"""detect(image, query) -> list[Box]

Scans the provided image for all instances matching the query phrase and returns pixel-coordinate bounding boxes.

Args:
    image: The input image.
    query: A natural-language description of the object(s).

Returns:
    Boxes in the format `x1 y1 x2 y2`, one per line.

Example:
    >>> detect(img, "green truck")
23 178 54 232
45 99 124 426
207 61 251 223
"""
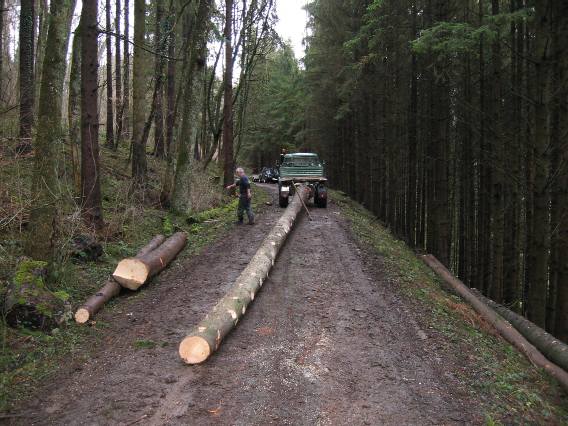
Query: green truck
278 153 328 208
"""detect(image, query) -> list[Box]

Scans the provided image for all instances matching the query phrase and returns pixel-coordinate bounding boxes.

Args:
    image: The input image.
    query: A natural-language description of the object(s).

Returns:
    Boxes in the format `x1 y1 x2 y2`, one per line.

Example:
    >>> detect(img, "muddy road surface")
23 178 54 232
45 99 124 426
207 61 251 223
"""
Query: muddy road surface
10 184 481 425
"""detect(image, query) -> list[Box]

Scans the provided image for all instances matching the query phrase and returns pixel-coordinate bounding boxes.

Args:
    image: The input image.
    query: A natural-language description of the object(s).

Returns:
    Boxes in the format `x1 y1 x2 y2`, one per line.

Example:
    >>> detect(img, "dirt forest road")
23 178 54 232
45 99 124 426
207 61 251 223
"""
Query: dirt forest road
10 184 483 425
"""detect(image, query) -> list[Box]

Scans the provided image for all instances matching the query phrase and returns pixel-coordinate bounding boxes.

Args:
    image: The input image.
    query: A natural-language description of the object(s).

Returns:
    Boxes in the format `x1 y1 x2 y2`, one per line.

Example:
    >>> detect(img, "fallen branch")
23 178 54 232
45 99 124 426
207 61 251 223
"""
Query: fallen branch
179 185 310 364
75 235 167 323
422 254 568 392
113 232 187 290
471 288 568 374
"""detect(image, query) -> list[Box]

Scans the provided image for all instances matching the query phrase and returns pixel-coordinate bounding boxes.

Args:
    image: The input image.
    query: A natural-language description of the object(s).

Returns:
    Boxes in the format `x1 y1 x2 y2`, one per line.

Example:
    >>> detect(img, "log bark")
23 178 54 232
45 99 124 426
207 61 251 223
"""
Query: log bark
75 235 167 323
179 186 310 364
471 288 568 374
113 232 187 290
422 254 568 391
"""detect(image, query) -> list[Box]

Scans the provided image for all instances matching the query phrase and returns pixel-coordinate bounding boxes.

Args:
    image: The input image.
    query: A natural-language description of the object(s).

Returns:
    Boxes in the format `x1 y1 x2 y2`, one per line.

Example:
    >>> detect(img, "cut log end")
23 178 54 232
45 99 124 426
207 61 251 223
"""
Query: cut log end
112 258 150 290
179 335 211 364
74 308 90 324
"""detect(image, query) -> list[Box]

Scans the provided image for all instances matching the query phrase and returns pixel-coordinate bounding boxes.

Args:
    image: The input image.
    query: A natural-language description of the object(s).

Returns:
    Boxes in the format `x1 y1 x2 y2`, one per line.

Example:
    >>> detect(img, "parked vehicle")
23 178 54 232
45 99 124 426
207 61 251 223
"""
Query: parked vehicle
251 173 261 182
278 153 327 208
260 167 279 183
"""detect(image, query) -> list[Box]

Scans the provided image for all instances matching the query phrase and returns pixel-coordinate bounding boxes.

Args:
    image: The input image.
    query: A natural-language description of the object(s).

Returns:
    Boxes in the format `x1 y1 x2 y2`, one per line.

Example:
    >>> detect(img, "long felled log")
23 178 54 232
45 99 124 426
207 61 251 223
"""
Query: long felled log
75 235 167 323
113 231 187 290
422 254 568 391
471 288 568 374
179 186 310 364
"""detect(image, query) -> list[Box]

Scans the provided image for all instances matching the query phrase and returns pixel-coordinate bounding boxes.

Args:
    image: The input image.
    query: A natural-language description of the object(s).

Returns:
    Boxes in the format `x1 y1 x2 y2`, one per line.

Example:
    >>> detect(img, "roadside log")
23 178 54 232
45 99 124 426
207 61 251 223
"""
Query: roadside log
179 186 310 364
74 235 167 323
471 288 568 374
112 232 187 290
422 254 568 391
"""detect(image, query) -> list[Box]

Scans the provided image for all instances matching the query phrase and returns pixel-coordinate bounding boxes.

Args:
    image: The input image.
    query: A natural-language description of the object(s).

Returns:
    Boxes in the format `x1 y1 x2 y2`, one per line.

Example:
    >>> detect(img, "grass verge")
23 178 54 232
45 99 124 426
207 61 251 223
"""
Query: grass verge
332 191 568 425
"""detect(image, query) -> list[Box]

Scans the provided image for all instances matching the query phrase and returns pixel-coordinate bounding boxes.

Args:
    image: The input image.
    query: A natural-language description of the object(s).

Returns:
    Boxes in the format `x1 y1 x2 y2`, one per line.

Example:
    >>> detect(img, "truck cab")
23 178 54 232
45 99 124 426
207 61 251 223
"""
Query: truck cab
278 153 328 208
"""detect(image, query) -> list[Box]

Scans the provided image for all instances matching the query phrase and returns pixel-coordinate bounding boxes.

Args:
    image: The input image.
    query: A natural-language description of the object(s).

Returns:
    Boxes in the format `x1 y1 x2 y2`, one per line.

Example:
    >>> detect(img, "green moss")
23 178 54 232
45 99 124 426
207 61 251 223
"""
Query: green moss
13 260 48 290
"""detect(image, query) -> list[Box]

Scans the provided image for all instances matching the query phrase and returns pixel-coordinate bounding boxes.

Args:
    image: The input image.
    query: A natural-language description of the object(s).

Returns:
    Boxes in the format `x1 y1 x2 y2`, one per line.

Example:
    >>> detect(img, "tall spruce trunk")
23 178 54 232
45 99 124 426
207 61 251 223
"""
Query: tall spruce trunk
114 0 122 147
171 0 211 213
552 1 568 342
105 0 114 148
489 0 505 303
0 0 4 103
25 0 75 260
18 0 35 144
68 23 81 193
123 0 130 138
526 0 552 327
153 0 165 158
80 0 104 229
222 0 234 186
131 0 147 183
165 4 176 159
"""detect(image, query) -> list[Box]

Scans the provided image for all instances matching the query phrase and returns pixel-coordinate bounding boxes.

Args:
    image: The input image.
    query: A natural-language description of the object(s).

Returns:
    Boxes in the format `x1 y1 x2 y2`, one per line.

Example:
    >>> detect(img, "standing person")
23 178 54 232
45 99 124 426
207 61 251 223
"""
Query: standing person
226 167 255 225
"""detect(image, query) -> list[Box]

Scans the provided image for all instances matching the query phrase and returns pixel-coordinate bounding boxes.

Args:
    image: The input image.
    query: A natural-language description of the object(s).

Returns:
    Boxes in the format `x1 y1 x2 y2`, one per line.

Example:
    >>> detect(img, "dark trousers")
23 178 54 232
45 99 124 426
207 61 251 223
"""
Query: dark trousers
237 196 254 223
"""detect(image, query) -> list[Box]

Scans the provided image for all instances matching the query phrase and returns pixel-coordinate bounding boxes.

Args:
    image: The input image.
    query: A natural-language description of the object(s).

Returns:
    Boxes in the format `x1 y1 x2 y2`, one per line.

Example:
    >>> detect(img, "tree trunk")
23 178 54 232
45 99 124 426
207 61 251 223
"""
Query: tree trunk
18 0 35 145
552 0 568 342
75 235 167 323
171 0 211 213
165 3 176 159
222 0 234 186
105 0 114 148
527 0 552 327
113 232 187 290
131 0 147 184
25 0 75 261
114 0 123 147
489 0 504 303
0 0 4 103
179 186 310 364
68 23 81 194
80 0 104 230
153 0 165 158
122 0 130 138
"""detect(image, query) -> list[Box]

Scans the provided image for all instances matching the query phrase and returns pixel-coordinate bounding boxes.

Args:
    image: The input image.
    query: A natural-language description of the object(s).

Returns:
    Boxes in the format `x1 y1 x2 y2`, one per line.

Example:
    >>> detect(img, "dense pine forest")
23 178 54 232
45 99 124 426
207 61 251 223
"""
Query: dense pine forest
1 0 568 416
296 0 568 343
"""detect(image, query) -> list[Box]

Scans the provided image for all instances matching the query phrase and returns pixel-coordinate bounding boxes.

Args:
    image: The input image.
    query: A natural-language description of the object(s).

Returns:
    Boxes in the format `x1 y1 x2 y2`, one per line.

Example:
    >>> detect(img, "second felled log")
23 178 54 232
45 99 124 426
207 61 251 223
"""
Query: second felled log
75 235 167 323
113 232 187 290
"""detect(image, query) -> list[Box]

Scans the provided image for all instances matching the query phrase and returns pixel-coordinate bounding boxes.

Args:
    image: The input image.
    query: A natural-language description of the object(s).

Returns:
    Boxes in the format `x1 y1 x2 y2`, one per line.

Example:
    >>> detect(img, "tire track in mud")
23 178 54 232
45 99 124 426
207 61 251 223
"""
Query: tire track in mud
10 185 481 425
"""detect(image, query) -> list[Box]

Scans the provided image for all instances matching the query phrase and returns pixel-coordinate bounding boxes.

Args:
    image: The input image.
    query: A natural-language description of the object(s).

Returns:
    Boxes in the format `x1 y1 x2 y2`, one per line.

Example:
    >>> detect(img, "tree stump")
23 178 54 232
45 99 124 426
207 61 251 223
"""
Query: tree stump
5 260 67 331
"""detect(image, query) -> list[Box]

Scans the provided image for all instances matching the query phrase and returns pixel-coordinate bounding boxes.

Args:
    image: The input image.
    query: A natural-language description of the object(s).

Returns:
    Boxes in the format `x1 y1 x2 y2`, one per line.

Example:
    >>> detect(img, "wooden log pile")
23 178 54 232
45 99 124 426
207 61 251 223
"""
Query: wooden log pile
471 288 568 375
75 233 186 323
422 254 568 392
179 186 310 364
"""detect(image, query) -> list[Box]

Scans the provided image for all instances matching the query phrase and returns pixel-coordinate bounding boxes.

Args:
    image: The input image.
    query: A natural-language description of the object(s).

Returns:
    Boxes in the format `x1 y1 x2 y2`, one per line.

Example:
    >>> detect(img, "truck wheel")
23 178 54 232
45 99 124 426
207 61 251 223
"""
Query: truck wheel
279 193 289 208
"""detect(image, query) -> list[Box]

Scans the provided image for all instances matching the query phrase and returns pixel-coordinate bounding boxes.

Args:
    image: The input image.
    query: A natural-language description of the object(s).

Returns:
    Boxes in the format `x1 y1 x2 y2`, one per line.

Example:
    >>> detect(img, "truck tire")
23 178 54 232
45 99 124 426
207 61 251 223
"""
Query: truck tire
279 193 289 208
315 185 328 208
